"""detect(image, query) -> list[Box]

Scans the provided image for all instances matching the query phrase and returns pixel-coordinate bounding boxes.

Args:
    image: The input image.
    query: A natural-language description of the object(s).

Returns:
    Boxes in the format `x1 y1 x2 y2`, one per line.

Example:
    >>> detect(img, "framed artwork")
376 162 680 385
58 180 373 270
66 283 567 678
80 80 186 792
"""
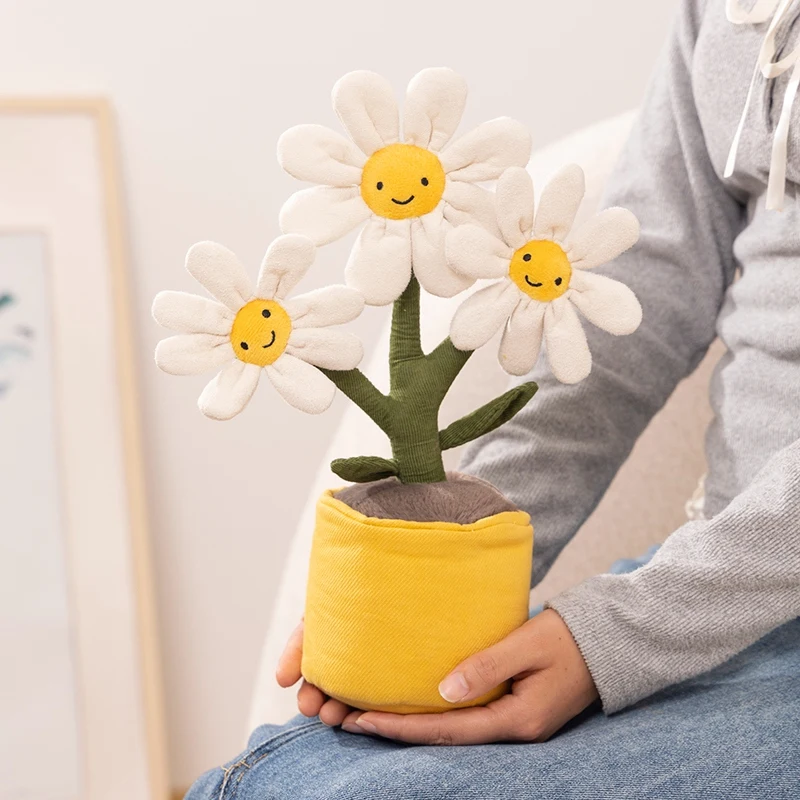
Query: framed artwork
0 100 169 800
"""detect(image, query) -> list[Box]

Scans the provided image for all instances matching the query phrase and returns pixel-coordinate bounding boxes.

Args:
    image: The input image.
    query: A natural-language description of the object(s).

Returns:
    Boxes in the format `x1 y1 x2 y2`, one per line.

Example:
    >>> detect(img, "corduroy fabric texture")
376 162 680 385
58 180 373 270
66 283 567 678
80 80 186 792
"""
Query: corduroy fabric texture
301 491 533 713
324 276 536 483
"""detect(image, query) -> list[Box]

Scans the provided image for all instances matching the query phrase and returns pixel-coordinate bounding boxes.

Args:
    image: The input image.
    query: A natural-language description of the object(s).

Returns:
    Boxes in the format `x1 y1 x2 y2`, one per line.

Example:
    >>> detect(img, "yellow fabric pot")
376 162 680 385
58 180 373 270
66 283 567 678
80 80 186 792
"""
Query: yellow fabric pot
302 490 534 714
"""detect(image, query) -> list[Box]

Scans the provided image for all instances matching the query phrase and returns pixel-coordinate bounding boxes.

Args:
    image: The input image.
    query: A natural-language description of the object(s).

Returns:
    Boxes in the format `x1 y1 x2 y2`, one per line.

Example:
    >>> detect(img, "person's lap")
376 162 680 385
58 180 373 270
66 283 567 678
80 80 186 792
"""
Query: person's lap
186 548 800 799
186 617 800 799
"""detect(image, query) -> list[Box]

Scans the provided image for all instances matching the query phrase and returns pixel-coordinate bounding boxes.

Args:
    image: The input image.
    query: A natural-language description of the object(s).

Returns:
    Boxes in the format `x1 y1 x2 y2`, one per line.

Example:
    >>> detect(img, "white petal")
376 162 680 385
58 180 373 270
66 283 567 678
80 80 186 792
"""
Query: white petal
410 210 473 298
403 67 467 152
345 217 412 306
286 328 363 370
442 180 501 238
450 281 520 351
568 270 642 335
266 353 336 414
255 234 316 300
198 361 262 421
283 285 365 329
439 117 532 182
152 291 233 335
567 207 640 270
446 224 512 280
185 241 253 312
496 167 535 249
332 70 399 156
533 164 586 242
277 124 365 186
155 334 234 376
543 299 591 384
279 186 370 245
499 301 546 376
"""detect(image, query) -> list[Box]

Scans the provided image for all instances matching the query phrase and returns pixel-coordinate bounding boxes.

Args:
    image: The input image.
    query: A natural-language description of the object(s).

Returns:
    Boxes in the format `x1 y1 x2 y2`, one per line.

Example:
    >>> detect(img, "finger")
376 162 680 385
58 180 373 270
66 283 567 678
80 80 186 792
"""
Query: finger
340 709 364 732
276 621 305 688
318 698 352 727
296 679 326 717
351 704 514 745
438 618 541 704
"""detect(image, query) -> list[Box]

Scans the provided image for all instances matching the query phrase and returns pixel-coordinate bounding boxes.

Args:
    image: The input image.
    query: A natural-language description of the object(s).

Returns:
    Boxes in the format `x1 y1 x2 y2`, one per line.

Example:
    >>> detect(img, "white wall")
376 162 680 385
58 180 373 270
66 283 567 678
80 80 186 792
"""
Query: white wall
0 0 678 790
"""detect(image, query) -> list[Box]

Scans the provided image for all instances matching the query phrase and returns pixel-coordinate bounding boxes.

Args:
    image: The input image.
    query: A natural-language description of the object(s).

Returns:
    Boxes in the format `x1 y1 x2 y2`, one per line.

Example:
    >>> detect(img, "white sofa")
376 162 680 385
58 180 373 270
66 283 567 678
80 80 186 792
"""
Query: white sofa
247 111 723 731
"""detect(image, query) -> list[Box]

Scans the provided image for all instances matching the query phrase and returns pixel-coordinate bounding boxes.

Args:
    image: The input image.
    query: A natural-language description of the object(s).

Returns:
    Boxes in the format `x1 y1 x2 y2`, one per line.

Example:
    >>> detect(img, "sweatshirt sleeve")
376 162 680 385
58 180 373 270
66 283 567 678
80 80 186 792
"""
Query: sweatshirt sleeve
547 437 800 713
460 0 745 588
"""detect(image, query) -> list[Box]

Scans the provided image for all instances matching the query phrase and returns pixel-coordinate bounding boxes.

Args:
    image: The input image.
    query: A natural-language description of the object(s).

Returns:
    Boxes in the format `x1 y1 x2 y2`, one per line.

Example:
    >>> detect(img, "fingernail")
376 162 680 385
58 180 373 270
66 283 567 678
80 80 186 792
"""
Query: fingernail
341 722 360 734
439 672 469 703
356 717 378 734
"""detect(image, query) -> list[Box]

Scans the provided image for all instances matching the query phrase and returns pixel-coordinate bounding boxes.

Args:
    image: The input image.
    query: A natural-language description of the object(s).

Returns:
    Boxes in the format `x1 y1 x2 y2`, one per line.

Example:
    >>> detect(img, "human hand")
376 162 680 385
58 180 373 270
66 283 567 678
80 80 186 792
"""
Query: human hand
275 619 356 726
338 609 598 744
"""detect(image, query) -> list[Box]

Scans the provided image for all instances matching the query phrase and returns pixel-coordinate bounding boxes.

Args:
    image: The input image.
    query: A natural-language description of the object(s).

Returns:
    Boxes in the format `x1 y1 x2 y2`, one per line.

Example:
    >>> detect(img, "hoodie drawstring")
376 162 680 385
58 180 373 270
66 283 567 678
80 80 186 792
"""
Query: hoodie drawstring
726 0 800 210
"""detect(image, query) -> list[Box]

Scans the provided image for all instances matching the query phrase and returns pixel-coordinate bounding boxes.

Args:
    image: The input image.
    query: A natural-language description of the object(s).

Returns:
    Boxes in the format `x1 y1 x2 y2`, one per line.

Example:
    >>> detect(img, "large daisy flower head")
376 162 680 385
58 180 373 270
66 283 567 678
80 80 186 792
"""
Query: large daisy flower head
152 234 364 420
447 166 642 384
277 68 532 306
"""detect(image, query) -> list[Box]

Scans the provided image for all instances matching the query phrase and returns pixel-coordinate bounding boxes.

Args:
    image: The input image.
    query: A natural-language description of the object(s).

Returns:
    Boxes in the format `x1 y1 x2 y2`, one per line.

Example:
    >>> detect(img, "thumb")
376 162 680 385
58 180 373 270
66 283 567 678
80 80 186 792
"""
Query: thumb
438 620 540 704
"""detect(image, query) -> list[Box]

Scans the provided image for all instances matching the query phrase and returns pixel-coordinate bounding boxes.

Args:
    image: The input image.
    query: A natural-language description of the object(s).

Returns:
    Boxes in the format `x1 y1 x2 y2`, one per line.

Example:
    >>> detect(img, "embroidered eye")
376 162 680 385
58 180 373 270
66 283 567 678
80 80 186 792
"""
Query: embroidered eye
555 277 563 286
523 253 532 262
240 342 249 350
421 177 429 186
376 181 384 190
262 309 271 318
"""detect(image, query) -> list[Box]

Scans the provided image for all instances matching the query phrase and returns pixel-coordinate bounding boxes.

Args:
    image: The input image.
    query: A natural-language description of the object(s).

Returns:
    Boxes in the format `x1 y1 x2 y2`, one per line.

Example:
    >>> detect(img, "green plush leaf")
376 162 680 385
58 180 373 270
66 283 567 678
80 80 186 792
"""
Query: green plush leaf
439 381 538 451
331 455 399 483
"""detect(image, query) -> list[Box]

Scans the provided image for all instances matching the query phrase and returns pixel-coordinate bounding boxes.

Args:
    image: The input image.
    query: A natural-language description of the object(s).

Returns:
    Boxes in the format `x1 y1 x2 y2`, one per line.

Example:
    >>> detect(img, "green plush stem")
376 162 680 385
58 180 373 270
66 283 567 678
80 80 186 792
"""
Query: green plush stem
388 398 447 483
384 277 453 483
439 381 538 451
389 271 423 374
319 367 391 432
322 277 537 485
426 337 473 396
331 456 398 483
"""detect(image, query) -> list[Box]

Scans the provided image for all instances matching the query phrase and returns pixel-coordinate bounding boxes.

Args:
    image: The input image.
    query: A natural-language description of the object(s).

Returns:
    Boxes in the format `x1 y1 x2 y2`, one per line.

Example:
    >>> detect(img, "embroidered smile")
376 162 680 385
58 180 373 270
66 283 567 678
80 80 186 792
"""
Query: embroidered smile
391 195 415 205
525 275 563 288
241 330 276 351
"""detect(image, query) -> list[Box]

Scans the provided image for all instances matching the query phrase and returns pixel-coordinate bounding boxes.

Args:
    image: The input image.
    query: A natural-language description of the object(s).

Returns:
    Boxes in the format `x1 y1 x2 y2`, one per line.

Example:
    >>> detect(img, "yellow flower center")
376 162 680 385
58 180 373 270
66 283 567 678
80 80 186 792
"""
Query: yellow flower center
360 143 446 220
508 240 572 303
230 299 292 367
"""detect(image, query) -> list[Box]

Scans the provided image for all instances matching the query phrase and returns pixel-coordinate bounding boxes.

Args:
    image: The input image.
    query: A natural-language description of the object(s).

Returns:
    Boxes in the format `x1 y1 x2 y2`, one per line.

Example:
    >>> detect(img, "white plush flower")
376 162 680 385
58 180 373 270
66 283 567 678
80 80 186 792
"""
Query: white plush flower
447 166 641 384
153 235 364 419
277 67 531 306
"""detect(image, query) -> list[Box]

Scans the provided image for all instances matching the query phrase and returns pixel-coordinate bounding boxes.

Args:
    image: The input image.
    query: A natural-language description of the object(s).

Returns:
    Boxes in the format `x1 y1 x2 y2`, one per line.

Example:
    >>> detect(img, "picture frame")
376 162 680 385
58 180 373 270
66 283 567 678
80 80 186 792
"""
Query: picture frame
0 99 169 800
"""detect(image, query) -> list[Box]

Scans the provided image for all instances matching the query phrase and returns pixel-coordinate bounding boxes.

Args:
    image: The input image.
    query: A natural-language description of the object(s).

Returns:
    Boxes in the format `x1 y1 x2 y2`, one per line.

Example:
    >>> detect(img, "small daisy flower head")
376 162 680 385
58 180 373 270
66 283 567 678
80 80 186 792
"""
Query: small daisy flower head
447 166 642 384
152 234 365 419
277 67 532 306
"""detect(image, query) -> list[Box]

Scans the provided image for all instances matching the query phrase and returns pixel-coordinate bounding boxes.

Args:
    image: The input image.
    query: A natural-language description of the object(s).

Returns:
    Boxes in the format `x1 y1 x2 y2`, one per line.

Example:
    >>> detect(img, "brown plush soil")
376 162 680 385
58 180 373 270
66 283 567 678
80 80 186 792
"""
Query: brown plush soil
334 472 519 524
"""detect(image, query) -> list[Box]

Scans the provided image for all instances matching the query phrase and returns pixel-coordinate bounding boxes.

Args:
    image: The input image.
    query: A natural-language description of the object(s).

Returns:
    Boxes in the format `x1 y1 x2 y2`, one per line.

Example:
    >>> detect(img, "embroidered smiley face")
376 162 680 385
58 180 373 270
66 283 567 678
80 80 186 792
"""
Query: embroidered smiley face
508 240 572 303
230 299 293 367
360 143 446 220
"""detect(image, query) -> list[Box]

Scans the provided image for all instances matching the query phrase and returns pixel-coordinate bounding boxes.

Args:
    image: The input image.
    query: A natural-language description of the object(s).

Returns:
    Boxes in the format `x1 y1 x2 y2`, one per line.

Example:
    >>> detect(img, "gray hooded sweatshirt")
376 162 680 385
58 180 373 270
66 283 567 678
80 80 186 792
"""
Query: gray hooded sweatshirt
462 0 800 713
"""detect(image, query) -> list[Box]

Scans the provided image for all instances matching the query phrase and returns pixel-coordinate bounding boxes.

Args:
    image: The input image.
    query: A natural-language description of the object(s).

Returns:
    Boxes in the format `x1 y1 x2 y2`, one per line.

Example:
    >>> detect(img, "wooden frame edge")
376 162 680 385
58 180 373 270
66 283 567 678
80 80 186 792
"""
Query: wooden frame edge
0 97 171 800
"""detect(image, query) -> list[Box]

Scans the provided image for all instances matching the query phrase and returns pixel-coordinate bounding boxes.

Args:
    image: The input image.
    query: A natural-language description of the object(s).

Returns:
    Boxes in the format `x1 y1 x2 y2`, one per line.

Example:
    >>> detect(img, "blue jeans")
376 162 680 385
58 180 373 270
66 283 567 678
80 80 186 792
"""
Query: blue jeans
187 550 800 799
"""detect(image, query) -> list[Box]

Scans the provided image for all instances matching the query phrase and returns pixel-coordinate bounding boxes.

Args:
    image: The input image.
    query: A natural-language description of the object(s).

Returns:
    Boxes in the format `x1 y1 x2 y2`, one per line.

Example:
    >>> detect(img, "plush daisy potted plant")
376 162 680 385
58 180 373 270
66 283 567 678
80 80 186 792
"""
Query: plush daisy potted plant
153 68 642 715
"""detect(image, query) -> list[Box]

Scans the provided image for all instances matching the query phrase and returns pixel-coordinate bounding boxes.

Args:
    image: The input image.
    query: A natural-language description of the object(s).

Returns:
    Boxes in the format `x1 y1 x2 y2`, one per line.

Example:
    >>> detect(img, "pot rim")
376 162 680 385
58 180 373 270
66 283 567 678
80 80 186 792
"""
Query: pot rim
322 489 531 533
